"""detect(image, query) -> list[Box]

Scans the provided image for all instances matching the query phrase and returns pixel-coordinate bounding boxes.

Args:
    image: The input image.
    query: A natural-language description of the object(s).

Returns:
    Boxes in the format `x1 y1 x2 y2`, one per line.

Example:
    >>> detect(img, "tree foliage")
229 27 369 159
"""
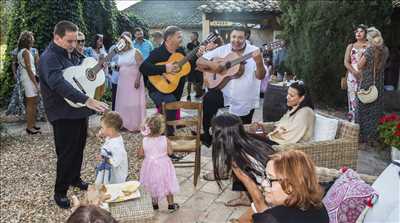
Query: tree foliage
279 0 394 106
0 0 147 106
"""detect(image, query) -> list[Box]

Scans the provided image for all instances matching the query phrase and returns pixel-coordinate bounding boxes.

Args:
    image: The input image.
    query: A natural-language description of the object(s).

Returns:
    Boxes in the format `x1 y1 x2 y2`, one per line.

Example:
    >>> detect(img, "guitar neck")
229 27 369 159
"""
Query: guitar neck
91 48 118 74
229 51 256 67
176 44 201 67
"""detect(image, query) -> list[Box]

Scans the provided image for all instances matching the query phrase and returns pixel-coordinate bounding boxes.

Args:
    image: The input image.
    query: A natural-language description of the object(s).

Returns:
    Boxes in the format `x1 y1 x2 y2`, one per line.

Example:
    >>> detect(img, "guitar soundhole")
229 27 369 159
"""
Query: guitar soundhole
86 69 96 81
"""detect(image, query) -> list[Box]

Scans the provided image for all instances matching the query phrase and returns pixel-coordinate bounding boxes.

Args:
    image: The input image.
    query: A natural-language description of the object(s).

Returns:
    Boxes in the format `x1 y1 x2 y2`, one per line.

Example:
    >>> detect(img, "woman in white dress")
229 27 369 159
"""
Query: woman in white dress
17 31 41 134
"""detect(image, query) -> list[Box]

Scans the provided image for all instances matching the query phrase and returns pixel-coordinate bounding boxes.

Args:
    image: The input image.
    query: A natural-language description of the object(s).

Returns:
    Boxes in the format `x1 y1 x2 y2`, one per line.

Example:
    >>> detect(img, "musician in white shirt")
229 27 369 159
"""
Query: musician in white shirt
196 25 266 147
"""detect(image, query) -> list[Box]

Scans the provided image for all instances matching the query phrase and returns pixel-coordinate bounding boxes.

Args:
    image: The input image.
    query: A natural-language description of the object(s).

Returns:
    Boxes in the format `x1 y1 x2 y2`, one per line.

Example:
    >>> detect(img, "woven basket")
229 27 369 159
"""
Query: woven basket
109 187 154 223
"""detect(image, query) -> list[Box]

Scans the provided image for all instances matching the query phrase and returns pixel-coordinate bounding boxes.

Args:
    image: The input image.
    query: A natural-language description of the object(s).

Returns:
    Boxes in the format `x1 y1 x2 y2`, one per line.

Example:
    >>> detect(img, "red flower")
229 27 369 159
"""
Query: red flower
397 123 400 130
387 113 397 122
395 130 400 137
379 116 387 124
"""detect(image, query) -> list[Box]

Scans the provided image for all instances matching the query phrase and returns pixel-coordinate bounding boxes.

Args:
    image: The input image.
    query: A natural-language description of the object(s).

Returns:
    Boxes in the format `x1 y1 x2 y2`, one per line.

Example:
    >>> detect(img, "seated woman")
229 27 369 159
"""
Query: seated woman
209 82 315 207
231 150 329 223
211 113 275 207
266 81 315 145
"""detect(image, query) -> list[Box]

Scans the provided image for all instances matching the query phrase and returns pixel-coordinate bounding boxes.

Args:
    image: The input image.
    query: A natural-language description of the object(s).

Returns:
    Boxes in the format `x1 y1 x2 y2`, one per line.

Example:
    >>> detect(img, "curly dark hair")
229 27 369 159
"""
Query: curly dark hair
17 31 34 51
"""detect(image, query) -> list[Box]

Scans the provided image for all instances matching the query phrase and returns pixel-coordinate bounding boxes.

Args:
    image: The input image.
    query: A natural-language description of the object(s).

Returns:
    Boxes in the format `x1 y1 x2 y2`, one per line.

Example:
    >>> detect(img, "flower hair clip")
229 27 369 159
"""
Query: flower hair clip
141 124 151 136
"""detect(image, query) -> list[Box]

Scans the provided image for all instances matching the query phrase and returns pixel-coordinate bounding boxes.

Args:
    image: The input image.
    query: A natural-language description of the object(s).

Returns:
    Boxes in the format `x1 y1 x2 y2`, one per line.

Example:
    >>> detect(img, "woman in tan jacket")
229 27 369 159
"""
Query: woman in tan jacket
267 81 315 145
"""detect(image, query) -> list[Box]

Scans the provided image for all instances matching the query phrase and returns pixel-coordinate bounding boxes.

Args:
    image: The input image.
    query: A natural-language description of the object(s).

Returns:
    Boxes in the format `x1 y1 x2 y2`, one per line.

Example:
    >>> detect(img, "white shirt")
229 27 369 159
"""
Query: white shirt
101 135 128 184
203 43 262 116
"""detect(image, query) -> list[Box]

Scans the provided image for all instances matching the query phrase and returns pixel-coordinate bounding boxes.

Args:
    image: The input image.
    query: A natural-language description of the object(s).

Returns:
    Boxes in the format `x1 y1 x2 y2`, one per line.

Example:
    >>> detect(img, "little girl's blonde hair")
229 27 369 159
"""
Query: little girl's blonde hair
142 114 165 136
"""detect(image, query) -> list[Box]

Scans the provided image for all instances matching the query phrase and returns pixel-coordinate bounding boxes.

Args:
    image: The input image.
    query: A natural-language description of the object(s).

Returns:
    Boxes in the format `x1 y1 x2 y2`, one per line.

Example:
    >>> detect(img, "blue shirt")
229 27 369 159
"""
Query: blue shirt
133 39 153 60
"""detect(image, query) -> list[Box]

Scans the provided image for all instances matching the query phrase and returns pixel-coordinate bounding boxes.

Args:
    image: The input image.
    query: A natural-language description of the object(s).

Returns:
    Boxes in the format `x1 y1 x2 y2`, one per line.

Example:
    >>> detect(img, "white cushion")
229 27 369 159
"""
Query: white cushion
313 114 339 141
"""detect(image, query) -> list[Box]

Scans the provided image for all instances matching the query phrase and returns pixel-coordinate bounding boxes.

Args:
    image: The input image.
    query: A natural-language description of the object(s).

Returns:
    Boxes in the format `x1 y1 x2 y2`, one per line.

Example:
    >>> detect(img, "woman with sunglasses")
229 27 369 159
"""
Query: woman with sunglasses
209 82 314 207
76 32 87 56
231 149 329 223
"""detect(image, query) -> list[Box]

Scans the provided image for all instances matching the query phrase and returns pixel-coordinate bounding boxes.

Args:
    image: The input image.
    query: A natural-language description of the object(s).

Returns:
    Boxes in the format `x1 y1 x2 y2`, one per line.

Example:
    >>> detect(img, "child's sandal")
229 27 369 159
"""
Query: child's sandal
152 203 159 210
168 203 180 212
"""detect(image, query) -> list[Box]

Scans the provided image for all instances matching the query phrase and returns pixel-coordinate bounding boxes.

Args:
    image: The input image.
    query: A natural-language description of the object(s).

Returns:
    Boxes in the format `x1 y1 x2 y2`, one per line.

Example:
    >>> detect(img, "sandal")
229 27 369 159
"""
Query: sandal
168 203 180 213
224 197 251 207
152 203 159 210
203 172 229 181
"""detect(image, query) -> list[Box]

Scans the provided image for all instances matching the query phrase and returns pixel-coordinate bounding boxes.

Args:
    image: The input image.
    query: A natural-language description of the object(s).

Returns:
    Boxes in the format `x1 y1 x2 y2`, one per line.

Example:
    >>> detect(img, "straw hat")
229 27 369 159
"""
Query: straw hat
367 27 384 47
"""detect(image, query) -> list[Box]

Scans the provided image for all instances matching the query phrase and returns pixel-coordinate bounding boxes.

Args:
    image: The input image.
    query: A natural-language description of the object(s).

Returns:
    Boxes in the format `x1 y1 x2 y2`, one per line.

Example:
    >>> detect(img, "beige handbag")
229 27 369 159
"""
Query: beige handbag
357 55 378 104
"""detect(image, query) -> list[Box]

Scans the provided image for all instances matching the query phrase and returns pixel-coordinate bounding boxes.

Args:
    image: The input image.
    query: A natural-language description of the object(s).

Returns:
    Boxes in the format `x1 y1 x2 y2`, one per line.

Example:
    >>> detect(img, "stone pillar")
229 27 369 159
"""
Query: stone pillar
202 13 210 39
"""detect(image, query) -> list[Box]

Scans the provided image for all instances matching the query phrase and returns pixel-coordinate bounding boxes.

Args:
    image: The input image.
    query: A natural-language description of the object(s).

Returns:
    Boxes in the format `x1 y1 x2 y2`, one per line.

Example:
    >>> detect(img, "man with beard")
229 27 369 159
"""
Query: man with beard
133 27 153 60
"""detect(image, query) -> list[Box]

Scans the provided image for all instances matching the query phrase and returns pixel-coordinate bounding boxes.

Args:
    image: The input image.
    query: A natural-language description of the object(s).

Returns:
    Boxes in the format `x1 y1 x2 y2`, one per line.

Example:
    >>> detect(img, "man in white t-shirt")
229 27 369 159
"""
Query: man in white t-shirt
197 25 266 147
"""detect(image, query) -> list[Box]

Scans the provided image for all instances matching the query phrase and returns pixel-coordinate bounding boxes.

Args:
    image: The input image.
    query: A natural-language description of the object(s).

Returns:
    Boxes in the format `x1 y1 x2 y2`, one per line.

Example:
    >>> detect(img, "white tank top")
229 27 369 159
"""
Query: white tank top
17 48 36 76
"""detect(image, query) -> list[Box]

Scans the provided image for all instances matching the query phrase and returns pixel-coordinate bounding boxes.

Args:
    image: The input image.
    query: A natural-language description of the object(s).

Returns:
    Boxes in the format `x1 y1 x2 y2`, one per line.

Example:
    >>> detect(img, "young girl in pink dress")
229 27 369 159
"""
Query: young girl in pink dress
138 114 180 212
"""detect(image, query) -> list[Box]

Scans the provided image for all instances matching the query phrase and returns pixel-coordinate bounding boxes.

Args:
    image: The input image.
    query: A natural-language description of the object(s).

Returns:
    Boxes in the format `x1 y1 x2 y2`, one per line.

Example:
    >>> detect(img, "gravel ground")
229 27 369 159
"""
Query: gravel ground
0 131 143 223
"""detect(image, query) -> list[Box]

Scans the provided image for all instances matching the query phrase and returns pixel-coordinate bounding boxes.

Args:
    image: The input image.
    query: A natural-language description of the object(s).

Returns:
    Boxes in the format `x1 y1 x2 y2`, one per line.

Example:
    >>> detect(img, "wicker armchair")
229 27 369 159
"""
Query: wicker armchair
245 113 360 170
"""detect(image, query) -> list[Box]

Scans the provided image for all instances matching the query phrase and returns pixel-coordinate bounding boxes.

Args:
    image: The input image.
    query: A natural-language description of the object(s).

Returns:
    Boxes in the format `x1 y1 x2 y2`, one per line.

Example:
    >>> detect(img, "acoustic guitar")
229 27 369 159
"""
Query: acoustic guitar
148 32 219 94
203 40 283 90
62 39 126 108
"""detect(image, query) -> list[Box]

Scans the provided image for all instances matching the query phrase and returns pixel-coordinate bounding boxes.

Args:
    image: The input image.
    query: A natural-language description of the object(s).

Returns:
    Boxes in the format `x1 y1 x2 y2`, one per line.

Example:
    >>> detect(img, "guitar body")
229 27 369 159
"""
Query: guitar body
148 52 191 94
63 57 105 108
203 52 242 89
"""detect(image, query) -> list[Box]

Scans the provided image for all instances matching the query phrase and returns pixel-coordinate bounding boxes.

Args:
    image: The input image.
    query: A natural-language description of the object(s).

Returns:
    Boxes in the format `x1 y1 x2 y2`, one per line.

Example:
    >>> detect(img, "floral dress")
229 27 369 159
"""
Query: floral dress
347 45 365 122
355 46 389 142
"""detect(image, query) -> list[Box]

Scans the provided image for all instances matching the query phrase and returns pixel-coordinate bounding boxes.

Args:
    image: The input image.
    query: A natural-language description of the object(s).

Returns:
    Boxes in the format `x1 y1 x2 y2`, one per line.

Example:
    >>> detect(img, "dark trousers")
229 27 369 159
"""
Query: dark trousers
51 118 88 195
203 89 255 139
111 83 118 111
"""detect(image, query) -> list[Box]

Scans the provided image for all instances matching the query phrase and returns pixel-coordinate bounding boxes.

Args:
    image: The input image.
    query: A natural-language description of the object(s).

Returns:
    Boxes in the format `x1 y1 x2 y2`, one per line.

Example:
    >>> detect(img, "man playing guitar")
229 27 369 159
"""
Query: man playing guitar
39 20 108 209
139 26 205 135
196 25 266 147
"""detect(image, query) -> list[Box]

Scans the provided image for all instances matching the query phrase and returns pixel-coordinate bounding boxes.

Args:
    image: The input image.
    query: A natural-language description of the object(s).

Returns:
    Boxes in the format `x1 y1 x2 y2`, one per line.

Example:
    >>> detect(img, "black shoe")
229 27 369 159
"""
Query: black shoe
152 203 159 210
33 126 41 130
169 154 183 162
186 95 191 101
71 180 89 191
26 128 40 135
168 203 180 213
54 193 70 209
200 134 212 147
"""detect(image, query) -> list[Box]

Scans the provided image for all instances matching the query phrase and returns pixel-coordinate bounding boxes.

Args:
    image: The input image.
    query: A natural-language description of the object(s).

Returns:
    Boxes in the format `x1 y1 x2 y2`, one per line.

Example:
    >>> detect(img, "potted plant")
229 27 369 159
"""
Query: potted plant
378 113 400 160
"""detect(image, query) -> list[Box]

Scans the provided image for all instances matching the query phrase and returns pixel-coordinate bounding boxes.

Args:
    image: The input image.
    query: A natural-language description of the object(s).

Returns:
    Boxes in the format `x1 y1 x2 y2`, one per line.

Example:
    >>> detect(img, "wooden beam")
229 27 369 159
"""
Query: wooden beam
202 13 210 39
205 12 280 23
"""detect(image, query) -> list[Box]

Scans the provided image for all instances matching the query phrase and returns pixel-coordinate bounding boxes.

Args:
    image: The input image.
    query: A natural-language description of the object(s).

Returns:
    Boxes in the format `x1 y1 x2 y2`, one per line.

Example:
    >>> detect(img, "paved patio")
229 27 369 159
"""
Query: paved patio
0 95 390 222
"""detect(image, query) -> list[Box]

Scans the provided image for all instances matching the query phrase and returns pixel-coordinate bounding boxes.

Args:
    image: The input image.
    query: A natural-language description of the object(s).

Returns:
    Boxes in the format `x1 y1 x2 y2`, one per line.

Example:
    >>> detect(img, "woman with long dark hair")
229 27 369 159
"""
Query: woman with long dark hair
266 81 315 146
211 113 275 207
86 34 107 59
344 24 368 122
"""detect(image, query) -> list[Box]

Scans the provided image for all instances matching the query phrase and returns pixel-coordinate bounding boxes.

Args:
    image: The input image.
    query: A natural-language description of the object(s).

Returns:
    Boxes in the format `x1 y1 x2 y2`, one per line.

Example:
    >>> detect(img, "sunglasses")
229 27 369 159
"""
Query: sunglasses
288 80 304 86
77 40 85 43
260 172 282 188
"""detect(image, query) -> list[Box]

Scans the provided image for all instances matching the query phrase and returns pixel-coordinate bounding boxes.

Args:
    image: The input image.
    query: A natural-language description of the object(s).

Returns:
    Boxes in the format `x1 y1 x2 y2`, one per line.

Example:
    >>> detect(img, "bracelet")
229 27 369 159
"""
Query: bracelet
251 202 258 214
